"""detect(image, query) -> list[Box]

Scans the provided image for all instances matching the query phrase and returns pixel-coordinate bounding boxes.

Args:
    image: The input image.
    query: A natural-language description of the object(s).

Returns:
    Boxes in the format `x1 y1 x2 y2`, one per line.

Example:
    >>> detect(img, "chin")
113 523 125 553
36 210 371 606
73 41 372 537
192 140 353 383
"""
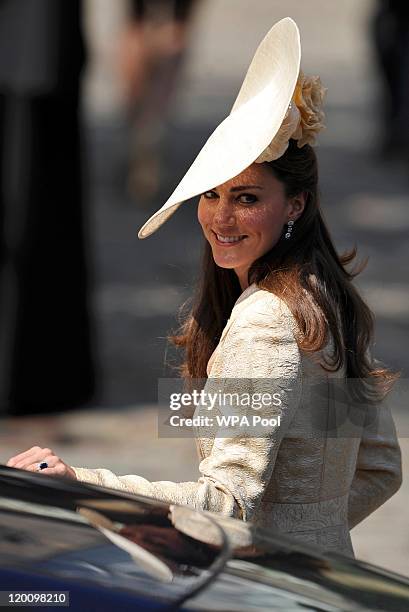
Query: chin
209 243 251 271
214 256 248 271
213 258 237 270
217 264 237 271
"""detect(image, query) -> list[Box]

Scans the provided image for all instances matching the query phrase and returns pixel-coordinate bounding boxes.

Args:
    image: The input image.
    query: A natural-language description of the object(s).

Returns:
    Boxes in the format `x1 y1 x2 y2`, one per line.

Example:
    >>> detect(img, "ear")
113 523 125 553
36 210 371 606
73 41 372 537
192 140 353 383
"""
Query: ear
287 191 307 221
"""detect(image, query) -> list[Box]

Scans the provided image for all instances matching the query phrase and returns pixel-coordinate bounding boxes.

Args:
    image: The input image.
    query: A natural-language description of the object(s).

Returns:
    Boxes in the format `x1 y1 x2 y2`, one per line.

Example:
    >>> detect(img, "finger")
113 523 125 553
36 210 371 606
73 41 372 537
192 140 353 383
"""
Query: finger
14 448 53 471
36 468 58 476
37 464 68 477
26 455 58 473
11 447 52 468
7 446 43 467
37 455 59 470
24 463 46 473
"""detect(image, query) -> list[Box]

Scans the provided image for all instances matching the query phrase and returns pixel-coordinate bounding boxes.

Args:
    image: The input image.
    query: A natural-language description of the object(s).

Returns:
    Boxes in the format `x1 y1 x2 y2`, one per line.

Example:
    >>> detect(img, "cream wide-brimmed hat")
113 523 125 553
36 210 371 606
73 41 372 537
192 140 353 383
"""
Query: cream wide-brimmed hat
138 17 326 239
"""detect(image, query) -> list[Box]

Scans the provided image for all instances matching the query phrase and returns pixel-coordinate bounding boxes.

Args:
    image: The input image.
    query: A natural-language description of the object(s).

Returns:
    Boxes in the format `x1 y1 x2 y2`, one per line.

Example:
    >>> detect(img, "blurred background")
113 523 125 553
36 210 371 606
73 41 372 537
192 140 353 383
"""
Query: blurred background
0 0 408 575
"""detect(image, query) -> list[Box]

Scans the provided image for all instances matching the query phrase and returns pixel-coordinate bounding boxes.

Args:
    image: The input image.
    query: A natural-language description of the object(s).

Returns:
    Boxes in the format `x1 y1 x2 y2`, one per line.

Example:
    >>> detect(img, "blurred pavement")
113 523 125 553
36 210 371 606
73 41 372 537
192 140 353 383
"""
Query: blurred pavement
1 0 408 577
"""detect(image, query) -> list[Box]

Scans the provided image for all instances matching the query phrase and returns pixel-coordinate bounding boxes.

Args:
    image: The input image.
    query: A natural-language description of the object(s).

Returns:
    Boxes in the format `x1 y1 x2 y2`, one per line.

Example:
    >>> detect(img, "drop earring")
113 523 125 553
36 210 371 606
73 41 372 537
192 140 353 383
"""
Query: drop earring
285 219 294 239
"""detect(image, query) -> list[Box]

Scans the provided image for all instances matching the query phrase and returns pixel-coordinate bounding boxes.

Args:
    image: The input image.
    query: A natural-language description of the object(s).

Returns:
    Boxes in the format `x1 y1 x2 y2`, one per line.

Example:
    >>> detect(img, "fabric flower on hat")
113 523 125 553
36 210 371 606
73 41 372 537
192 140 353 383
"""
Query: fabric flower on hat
256 102 302 162
256 69 327 163
292 70 327 147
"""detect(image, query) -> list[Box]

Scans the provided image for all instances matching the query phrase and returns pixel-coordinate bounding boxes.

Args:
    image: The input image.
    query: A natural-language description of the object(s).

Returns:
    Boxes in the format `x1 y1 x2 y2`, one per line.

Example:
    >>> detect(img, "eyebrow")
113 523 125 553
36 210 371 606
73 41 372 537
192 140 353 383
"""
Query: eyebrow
229 185 263 192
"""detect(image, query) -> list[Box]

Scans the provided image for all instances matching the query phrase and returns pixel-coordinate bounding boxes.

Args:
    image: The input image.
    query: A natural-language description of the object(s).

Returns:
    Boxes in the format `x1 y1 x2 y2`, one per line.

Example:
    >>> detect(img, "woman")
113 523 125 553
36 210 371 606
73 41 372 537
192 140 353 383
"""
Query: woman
6 18 401 557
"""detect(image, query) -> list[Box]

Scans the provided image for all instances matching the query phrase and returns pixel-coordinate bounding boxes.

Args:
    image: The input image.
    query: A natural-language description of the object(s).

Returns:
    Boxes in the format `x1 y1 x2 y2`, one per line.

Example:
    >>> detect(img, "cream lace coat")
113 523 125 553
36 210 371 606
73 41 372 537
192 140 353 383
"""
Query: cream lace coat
73 284 402 557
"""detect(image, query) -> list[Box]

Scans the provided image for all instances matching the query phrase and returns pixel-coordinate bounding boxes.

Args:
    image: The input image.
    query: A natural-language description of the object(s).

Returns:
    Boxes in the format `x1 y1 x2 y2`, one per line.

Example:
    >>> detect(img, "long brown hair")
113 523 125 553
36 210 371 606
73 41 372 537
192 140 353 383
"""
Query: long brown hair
171 139 397 400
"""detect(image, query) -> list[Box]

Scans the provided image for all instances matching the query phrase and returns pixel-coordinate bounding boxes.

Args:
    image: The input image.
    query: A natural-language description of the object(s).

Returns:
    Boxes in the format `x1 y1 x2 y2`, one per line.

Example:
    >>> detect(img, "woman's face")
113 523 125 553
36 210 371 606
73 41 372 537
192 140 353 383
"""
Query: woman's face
197 163 304 289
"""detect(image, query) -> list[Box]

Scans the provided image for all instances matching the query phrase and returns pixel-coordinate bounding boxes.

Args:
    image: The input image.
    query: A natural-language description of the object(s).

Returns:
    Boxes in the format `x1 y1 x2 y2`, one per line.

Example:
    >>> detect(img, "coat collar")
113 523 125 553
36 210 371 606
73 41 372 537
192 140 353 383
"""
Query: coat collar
218 283 263 344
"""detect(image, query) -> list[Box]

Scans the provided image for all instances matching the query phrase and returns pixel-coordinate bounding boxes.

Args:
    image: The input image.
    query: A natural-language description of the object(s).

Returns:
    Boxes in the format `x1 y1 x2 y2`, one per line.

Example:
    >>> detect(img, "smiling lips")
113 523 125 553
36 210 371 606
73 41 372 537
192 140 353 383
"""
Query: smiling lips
213 231 247 245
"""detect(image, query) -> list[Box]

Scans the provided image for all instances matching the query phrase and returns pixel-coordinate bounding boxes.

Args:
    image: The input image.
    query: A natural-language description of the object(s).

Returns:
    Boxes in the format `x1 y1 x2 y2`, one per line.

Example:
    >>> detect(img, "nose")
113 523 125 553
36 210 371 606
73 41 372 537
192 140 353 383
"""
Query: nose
213 197 235 228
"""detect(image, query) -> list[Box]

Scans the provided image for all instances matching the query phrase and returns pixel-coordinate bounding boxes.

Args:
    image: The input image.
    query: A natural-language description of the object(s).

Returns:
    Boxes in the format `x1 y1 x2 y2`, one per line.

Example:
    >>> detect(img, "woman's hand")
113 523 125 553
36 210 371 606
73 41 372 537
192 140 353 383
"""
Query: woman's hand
6 446 77 479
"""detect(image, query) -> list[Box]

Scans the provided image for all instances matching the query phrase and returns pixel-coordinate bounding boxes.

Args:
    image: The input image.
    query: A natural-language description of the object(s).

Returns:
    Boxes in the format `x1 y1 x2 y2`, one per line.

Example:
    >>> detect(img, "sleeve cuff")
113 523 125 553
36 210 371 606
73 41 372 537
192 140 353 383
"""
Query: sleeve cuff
71 466 102 486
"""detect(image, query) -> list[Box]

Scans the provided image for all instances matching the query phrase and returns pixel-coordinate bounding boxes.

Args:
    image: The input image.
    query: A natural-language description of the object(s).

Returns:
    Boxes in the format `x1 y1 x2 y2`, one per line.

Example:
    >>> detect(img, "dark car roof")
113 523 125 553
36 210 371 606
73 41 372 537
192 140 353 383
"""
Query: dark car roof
0 466 408 611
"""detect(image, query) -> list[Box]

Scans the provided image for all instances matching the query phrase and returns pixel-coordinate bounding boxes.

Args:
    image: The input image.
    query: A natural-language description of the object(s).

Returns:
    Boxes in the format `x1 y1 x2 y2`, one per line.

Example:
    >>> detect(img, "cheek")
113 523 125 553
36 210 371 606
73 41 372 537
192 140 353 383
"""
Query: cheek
197 199 213 239
240 206 284 240
197 199 210 229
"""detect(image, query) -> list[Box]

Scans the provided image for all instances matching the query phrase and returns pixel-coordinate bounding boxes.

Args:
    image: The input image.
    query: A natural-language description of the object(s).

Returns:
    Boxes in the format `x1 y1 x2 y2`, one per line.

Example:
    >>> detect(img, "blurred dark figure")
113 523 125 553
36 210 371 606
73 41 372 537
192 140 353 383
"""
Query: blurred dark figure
0 0 95 415
372 1 409 161
117 0 199 200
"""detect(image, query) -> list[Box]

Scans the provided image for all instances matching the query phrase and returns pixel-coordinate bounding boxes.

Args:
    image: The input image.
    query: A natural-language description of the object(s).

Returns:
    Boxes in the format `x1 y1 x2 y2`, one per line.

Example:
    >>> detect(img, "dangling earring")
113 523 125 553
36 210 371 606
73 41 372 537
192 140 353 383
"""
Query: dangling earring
285 219 295 239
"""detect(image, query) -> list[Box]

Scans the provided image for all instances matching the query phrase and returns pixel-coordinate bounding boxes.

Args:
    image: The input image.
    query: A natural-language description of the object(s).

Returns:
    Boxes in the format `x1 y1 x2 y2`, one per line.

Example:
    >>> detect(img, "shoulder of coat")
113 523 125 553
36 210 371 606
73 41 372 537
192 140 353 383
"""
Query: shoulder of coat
231 287 297 335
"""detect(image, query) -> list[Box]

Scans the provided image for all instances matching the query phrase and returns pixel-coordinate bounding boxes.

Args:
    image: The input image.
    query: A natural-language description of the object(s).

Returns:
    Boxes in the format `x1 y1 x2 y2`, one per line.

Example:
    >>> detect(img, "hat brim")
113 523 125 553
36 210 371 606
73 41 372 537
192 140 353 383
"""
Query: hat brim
138 17 301 239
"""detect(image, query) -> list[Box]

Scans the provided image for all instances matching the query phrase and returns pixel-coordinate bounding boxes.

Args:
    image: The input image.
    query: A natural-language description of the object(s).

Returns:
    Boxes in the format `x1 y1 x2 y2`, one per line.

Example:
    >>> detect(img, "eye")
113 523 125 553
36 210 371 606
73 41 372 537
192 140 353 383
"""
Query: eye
237 193 258 205
202 190 218 199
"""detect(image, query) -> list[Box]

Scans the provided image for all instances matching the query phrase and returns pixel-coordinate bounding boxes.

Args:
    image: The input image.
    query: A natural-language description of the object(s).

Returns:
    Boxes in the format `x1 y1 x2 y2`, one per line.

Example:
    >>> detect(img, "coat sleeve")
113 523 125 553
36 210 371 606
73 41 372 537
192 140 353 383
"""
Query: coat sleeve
348 400 402 530
72 295 302 521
